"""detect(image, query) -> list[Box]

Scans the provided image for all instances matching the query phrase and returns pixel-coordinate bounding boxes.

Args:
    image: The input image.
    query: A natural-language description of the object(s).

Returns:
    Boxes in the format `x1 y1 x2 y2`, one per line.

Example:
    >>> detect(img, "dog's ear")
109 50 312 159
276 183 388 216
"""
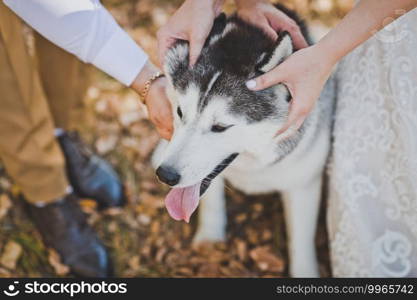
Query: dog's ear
257 31 293 73
163 41 189 86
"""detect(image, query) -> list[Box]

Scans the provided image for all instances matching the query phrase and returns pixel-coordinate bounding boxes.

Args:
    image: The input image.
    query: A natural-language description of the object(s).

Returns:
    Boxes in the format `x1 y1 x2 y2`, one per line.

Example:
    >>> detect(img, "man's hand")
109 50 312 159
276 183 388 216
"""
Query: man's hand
146 77 173 140
236 0 308 49
157 0 224 67
131 62 173 140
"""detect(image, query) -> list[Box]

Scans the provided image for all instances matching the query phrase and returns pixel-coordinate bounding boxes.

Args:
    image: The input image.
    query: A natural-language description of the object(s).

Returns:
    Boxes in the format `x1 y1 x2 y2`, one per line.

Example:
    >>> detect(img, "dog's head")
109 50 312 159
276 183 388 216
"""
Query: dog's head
156 14 297 222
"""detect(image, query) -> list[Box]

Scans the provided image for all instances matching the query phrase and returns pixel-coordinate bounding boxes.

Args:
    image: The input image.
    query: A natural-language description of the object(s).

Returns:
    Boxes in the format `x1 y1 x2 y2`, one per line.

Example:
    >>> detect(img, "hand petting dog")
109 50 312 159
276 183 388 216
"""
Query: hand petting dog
157 0 224 67
235 0 308 49
246 46 334 135
157 0 309 136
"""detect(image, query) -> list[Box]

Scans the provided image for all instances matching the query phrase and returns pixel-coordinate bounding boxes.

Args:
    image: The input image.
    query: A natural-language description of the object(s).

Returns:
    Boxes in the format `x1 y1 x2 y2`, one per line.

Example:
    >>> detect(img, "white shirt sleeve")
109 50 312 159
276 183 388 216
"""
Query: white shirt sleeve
3 0 148 86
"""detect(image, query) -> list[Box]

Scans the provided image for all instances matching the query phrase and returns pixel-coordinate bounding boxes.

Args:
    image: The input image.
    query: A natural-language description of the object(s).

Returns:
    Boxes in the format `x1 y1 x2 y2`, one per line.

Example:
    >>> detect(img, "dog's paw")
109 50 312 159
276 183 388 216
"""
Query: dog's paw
192 229 226 245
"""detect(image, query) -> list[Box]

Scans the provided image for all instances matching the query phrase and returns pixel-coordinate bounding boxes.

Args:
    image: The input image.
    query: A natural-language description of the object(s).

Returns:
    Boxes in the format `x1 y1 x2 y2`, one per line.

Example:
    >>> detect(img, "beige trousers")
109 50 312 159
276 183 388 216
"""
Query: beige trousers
0 3 90 204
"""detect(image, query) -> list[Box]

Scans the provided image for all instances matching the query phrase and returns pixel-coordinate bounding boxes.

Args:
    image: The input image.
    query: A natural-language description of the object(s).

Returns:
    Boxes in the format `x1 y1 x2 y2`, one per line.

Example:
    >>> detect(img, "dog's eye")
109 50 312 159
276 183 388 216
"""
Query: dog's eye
177 106 183 119
211 124 232 133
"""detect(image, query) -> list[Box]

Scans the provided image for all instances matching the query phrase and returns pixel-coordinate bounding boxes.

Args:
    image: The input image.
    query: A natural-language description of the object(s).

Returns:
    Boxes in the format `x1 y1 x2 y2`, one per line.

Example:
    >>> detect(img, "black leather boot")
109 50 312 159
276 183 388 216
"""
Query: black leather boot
57 131 126 209
28 193 112 277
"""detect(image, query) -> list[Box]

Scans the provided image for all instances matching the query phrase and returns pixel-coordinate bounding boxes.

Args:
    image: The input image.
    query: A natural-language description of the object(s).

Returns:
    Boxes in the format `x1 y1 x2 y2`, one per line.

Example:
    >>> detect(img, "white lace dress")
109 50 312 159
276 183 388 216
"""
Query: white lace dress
327 7 417 277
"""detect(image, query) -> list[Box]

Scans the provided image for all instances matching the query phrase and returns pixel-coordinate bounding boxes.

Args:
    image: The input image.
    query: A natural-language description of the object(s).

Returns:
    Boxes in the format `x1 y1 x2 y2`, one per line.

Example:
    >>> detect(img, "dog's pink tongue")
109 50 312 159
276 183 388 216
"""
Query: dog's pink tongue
165 183 201 223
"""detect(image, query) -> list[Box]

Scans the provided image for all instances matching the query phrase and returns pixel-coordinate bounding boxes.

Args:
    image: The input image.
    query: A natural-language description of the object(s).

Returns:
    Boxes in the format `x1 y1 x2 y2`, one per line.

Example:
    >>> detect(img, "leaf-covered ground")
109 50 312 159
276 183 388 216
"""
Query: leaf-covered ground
0 0 353 277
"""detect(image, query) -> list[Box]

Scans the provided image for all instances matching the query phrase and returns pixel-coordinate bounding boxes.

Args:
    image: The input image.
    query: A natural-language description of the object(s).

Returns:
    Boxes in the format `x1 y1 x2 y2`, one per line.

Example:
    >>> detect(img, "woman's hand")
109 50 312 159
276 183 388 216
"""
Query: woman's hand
246 44 335 134
157 0 224 66
235 0 308 49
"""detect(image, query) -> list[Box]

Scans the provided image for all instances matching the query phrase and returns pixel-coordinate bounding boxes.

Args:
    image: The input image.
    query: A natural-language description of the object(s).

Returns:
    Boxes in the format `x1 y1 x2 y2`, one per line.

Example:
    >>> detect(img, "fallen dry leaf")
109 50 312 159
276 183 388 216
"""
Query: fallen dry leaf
235 213 247 224
0 178 11 190
1 241 22 270
137 214 151 226
176 267 193 276
127 256 140 272
246 228 260 245
79 199 98 212
10 185 21 197
249 247 284 273
95 134 118 155
120 112 141 127
48 249 70 276
107 221 118 233
139 192 165 210
136 133 159 158
235 239 247 261
0 194 12 220
0 267 11 277
198 263 223 277
155 247 167 263
104 207 123 216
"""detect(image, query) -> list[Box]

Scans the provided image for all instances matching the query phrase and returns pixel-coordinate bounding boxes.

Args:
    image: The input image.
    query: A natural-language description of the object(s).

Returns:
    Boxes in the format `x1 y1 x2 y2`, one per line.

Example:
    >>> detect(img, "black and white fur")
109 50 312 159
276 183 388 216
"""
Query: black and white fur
153 5 335 277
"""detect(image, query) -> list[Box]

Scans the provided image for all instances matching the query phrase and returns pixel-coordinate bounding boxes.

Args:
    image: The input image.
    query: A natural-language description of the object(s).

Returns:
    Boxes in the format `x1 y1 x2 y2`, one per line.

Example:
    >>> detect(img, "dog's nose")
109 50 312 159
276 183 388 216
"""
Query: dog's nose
156 165 181 186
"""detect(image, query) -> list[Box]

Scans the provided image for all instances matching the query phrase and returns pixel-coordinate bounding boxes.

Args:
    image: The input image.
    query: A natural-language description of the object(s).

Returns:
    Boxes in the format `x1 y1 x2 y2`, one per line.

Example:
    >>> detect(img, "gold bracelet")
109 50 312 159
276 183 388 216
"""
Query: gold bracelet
139 71 165 104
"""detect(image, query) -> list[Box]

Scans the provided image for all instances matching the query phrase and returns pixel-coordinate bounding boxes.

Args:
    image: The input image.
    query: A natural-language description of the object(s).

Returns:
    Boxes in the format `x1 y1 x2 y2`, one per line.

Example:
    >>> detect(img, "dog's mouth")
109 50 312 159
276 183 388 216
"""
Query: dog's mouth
164 153 239 223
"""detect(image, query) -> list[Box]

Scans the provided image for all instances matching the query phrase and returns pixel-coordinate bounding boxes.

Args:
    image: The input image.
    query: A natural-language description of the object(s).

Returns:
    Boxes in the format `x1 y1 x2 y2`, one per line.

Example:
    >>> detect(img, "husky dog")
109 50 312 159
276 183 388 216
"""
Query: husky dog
153 5 334 277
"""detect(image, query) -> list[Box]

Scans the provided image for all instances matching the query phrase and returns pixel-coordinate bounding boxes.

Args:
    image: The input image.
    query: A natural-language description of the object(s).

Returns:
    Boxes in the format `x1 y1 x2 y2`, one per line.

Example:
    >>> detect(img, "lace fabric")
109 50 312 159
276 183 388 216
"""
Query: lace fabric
327 8 417 277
